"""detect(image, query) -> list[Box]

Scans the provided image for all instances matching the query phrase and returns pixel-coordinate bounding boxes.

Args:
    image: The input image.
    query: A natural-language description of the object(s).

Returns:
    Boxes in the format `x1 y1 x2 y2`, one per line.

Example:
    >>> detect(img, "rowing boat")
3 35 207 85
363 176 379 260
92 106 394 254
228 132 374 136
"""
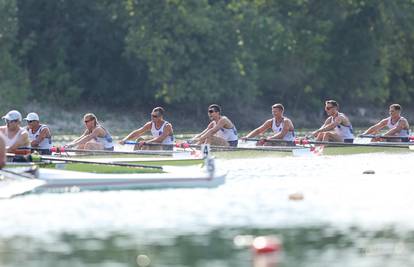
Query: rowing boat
31 166 225 192
4 155 225 192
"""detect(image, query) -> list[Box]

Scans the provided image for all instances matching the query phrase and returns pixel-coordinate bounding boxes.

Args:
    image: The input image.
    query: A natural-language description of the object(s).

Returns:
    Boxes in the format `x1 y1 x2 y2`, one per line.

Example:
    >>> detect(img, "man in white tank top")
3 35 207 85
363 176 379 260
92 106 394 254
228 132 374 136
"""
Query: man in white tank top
24 112 52 154
243 103 295 145
312 100 354 143
120 107 174 150
0 110 30 153
362 104 410 142
192 104 238 147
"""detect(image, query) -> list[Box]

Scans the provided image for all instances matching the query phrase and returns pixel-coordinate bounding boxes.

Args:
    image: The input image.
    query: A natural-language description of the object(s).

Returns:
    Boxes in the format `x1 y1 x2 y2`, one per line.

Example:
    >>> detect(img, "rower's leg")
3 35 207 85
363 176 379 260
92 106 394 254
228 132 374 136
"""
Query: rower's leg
323 132 342 142
315 132 324 141
84 141 104 150
208 136 229 146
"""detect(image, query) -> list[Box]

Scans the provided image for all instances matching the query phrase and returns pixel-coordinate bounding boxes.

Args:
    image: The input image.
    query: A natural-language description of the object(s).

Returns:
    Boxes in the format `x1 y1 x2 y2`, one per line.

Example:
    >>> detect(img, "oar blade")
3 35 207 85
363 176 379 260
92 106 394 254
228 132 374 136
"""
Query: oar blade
0 170 45 199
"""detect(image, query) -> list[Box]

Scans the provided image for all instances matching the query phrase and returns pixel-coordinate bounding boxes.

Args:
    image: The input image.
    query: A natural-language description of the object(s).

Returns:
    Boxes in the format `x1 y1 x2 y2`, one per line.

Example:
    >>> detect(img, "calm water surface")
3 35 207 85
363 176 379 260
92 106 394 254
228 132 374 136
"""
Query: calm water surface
1 151 414 266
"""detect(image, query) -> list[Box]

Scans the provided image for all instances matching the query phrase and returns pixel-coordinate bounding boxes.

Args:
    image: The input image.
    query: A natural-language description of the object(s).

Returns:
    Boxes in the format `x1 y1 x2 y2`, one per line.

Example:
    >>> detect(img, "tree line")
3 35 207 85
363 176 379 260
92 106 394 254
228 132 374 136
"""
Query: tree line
1 0 414 116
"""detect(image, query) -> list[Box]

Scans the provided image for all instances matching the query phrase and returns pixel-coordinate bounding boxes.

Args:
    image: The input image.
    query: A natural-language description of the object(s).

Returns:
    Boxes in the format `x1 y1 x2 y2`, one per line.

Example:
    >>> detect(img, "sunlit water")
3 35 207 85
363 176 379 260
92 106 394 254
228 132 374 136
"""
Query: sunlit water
1 152 414 266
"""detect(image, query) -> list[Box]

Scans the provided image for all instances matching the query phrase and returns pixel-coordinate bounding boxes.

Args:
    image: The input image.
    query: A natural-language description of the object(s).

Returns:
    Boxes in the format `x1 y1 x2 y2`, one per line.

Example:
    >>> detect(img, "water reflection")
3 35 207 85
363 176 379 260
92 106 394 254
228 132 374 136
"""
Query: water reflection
1 226 414 267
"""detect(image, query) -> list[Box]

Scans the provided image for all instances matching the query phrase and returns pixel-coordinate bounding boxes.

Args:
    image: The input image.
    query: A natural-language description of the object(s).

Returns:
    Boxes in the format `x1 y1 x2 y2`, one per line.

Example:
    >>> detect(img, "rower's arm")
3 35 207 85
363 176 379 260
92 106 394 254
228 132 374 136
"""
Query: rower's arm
198 119 227 140
362 119 387 135
147 124 173 143
68 128 103 147
7 131 30 153
384 119 409 136
192 122 214 140
313 118 335 135
31 127 51 147
121 122 151 142
71 130 88 143
0 137 5 169
245 120 272 138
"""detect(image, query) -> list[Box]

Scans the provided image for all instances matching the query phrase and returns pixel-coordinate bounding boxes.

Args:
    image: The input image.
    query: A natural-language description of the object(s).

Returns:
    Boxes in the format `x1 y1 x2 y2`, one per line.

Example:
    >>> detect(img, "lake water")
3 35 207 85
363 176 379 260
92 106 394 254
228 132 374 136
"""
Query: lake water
1 151 414 266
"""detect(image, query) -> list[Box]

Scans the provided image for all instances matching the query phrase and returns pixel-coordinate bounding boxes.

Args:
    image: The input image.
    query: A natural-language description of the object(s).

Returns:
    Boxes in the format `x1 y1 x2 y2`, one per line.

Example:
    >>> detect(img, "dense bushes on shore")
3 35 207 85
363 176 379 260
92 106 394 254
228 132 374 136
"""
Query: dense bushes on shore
1 0 414 115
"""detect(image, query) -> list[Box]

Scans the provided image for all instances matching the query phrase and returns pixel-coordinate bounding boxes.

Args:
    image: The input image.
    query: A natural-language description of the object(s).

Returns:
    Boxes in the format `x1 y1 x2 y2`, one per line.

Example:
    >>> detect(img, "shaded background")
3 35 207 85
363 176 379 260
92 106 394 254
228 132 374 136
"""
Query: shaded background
1 0 414 131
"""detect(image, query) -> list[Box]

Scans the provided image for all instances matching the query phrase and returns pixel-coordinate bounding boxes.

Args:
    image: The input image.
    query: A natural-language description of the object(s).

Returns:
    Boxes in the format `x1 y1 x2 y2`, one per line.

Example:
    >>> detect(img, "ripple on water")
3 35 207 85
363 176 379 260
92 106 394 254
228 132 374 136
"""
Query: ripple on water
0 152 414 240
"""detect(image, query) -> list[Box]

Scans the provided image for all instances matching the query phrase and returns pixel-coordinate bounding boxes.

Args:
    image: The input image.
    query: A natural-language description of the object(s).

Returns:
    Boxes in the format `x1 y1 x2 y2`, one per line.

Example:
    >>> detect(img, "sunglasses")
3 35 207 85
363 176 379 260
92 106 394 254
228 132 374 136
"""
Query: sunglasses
208 109 216 113
84 119 93 123
6 119 18 123
27 120 36 123
325 106 335 110
151 114 159 118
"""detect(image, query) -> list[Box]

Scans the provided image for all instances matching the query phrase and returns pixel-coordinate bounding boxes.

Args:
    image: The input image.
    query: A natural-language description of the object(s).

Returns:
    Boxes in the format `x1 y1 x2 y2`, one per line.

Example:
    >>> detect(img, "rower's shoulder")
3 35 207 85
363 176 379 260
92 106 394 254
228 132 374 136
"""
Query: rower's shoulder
221 116 236 126
400 116 409 122
283 116 294 124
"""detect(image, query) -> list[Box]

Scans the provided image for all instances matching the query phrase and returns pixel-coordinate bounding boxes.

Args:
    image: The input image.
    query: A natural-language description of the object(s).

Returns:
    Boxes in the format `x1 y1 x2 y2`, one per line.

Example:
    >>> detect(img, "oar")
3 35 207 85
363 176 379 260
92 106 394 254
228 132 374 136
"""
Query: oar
358 134 414 141
294 139 410 148
125 140 298 152
177 142 298 152
11 154 163 170
0 167 45 199
50 146 179 156
242 138 296 146
124 140 176 147
1 167 37 179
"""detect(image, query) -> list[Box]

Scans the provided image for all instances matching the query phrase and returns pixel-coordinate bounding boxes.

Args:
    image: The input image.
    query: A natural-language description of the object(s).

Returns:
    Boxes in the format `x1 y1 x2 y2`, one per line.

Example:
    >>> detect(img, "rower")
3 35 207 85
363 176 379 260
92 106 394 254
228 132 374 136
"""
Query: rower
65 113 114 150
0 134 5 169
192 104 238 147
311 100 354 143
243 103 295 145
24 112 52 155
119 107 174 150
0 110 30 154
361 104 410 142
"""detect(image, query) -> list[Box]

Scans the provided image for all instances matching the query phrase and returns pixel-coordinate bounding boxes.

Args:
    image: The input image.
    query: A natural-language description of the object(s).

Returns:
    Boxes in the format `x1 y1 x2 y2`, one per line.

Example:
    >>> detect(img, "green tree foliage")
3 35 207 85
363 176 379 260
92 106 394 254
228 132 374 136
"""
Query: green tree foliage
2 0 414 112
0 0 28 109
124 0 258 109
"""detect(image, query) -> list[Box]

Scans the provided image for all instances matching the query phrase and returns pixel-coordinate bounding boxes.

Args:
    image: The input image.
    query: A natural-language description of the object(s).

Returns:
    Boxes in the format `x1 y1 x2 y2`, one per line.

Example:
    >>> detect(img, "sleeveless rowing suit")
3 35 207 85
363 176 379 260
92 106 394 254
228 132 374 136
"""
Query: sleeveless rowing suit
215 122 238 147
330 113 354 143
151 121 174 145
93 126 114 150
387 117 410 142
1 127 27 148
272 118 295 142
27 124 52 154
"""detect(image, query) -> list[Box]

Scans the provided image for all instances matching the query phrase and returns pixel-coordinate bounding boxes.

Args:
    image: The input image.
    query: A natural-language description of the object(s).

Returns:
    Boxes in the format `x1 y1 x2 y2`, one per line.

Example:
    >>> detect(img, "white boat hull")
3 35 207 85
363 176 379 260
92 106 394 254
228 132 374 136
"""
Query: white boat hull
34 168 226 191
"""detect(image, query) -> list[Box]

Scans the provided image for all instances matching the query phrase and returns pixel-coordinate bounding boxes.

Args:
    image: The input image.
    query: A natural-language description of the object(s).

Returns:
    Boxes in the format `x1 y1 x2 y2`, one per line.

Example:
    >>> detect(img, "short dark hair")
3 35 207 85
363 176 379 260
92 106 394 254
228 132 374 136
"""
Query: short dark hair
389 104 401 111
325 100 339 109
272 103 284 111
152 107 165 116
208 104 221 113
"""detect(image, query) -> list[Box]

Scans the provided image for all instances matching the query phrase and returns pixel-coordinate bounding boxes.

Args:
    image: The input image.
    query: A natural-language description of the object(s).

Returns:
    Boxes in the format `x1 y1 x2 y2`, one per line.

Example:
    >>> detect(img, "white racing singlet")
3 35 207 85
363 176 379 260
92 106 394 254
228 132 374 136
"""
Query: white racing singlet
1 127 26 148
28 124 52 149
330 113 354 140
151 121 174 144
215 125 238 142
272 118 295 141
387 117 410 137
94 126 114 149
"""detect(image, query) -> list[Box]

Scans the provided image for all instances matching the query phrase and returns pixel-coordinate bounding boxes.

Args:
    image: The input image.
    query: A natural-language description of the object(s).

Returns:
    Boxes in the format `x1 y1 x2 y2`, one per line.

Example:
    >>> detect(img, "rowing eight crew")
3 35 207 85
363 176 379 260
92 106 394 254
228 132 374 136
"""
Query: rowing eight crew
1 101 411 153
